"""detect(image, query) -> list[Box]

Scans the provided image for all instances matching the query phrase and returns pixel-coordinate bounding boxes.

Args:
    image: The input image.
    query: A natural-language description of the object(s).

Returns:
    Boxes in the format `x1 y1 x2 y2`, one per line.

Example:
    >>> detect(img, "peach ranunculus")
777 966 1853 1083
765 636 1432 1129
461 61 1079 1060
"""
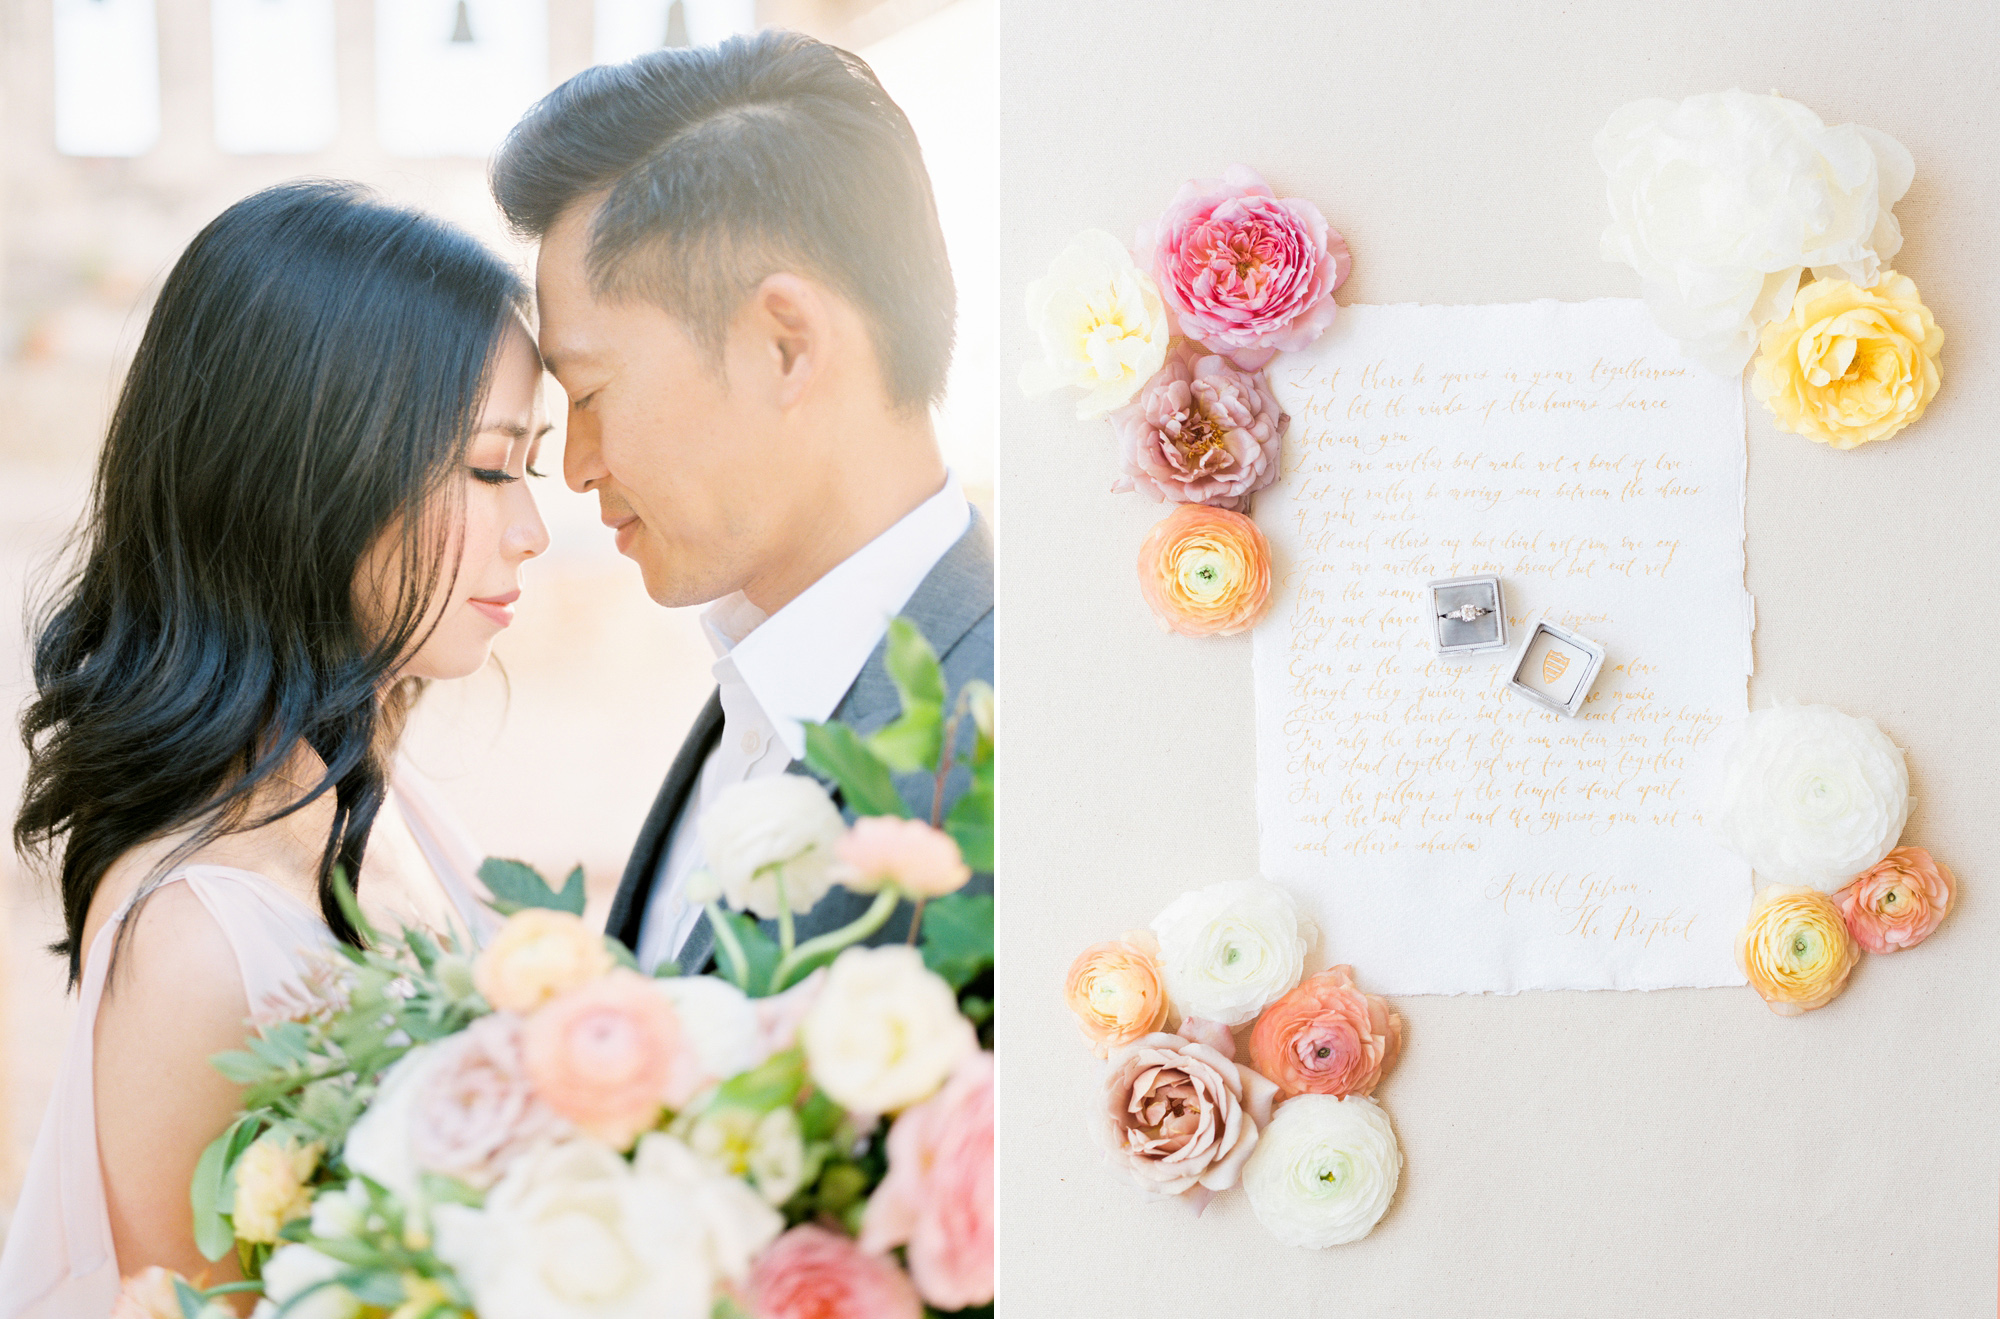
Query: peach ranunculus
1835 846 1955 954
409 1013 572 1189
111 1268 185 1319
1062 934 1171 1058
473 908 616 1015
1248 965 1403 1100
837 817 972 898
746 1225 922 1319
1735 884 1861 1016
1137 504 1272 638
1751 272 1943 449
860 1051 994 1311
521 970 686 1148
1095 1018 1278 1205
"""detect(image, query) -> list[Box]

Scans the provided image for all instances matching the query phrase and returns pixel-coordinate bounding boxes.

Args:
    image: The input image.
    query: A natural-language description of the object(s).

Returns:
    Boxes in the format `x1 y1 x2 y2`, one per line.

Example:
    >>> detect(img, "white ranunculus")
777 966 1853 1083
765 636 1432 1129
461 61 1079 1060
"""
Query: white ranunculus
1710 703 1909 892
1150 879 1310 1026
1242 1095 1401 1249
340 1045 435 1201
802 946 977 1115
1594 90 1913 372
260 1244 363 1319
1020 228 1172 419
698 775 848 919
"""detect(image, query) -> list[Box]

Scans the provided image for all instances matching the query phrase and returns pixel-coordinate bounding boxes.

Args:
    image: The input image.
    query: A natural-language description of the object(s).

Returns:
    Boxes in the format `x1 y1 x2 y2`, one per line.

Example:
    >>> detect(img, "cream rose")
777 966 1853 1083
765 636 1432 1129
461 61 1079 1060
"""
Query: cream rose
260 1245 363 1319
474 908 616 1015
1752 272 1943 448
1241 1094 1401 1248
231 1131 321 1243
802 946 977 1114
1711 703 1910 891
1020 228 1173 418
1150 879 1310 1026
698 775 848 919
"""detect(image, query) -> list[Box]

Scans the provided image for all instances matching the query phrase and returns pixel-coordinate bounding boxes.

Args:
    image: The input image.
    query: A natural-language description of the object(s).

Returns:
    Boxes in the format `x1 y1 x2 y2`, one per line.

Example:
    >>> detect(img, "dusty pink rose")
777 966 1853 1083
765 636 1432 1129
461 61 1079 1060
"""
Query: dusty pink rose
1247 965 1403 1100
1095 1018 1278 1208
836 816 972 898
521 970 685 1149
1834 846 1955 954
1111 339 1289 510
410 1013 571 1188
860 1051 994 1310
1136 164 1350 369
746 1225 921 1319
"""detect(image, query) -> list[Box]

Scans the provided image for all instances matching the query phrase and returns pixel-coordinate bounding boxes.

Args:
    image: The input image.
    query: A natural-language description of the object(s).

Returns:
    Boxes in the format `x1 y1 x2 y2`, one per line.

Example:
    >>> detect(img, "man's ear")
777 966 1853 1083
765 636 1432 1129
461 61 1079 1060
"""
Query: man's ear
748 272 825 409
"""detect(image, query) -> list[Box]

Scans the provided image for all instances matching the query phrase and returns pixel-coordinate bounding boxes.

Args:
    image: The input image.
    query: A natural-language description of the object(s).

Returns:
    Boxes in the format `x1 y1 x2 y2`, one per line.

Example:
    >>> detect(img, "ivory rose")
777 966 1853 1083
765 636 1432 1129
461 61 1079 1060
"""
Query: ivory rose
1242 1094 1401 1248
1111 339 1288 511
1137 504 1272 638
1136 165 1349 369
1752 272 1943 448
861 1051 995 1310
1736 884 1860 1016
1835 846 1954 954
1019 228 1172 418
746 1226 922 1319
1150 878 1309 1026
1063 934 1171 1058
802 945 977 1114
1248 966 1403 1099
407 1013 571 1189
837 816 971 898
474 908 615 1015
231 1131 321 1243
1095 1018 1277 1202
522 970 687 1148
699 775 848 919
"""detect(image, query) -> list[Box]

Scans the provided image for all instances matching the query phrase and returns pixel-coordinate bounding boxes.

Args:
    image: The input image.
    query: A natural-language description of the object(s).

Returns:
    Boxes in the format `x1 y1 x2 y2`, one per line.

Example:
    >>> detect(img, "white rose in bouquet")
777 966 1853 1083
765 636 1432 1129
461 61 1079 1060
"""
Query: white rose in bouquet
631 1132 785 1278
1595 89 1914 371
340 1044 433 1200
1711 703 1910 892
1242 1095 1401 1249
803 946 976 1115
260 1244 364 1319
1150 879 1310 1026
654 973 764 1086
698 775 849 919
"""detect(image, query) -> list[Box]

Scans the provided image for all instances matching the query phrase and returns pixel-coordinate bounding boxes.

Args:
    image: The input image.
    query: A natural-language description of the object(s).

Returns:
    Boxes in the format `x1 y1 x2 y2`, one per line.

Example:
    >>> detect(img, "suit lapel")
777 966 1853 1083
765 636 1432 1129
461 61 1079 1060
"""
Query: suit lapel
605 688 723 952
831 509 995 732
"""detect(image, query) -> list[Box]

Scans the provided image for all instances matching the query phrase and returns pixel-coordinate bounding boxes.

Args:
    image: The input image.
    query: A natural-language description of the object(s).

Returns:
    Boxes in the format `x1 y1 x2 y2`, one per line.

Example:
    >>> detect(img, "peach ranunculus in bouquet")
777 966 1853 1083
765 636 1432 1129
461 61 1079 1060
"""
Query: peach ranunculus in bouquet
145 619 995 1318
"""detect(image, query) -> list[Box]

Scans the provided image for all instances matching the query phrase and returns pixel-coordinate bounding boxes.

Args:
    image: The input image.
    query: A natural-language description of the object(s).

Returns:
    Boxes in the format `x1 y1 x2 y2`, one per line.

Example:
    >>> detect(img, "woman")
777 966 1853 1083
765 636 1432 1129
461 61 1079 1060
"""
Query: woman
0 181 551 1314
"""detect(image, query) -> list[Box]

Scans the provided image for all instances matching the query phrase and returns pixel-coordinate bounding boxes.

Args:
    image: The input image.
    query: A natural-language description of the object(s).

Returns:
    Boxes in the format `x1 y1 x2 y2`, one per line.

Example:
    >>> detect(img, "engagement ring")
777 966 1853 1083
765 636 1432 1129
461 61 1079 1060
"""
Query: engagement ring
1441 604 1488 623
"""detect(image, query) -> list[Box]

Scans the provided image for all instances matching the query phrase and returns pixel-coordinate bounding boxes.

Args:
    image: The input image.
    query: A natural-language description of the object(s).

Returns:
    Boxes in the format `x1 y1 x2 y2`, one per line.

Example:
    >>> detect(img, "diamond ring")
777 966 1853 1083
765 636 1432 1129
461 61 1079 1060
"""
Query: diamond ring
1440 604 1488 623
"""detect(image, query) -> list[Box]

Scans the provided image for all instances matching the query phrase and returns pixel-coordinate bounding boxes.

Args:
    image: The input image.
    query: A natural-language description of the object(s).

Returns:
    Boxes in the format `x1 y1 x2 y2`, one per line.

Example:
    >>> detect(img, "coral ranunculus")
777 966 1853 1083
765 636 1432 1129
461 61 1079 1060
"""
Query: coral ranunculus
1137 165 1349 370
836 816 972 899
1835 846 1955 954
747 1226 922 1319
521 970 685 1148
1752 272 1943 449
1063 935 1171 1058
1137 504 1272 638
1111 339 1288 511
1736 884 1860 1016
1248 966 1403 1100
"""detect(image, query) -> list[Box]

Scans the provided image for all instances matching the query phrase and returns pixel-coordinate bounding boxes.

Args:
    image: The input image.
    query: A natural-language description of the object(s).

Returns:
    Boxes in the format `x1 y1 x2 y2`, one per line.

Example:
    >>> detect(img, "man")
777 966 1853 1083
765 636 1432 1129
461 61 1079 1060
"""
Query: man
491 30 992 972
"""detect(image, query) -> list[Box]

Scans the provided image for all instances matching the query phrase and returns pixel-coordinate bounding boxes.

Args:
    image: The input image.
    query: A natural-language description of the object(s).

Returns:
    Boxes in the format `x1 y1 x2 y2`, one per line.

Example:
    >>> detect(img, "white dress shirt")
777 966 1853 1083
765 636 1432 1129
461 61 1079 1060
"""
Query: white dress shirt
634 477 972 971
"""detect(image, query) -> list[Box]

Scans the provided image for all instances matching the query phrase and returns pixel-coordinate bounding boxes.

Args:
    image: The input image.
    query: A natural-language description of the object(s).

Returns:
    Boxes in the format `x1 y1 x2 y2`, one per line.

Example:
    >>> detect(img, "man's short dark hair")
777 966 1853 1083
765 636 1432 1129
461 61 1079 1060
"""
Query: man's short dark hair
492 29 955 411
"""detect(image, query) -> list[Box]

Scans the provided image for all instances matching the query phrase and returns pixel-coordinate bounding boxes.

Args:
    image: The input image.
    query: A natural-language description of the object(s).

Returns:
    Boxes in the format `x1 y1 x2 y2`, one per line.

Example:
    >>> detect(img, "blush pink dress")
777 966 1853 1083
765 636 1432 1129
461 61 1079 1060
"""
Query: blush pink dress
0 768 495 1317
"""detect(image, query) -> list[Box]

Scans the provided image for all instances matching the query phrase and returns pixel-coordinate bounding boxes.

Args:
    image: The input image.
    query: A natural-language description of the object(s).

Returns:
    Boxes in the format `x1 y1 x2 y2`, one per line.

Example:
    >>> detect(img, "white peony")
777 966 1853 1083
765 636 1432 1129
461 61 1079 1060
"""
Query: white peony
1710 703 1910 892
433 1134 779 1319
697 775 849 920
260 1244 363 1319
1242 1095 1401 1249
802 945 976 1115
1020 228 1173 418
1150 879 1310 1026
1595 90 1913 372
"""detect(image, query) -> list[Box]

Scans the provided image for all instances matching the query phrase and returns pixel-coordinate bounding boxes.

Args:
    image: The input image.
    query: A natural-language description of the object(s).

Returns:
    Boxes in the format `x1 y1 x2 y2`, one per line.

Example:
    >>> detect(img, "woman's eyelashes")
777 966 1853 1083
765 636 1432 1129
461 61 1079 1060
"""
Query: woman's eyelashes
469 466 517 485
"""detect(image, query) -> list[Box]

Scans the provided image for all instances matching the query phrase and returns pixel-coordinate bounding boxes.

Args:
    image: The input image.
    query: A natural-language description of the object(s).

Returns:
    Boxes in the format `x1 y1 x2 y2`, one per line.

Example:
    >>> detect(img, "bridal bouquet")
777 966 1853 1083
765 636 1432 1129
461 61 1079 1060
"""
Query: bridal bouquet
135 621 995 1319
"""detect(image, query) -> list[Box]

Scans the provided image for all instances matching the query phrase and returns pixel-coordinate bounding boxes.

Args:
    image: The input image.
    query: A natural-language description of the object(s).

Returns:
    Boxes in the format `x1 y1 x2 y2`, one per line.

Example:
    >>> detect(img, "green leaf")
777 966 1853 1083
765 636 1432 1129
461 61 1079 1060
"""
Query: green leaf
884 616 947 709
712 1048 807 1112
867 702 944 775
606 937 640 973
801 722 908 818
711 911 783 998
650 957 683 979
174 1277 207 1319
477 858 586 916
920 893 993 991
210 1049 272 1085
328 867 379 947
944 784 994 873
190 1114 259 1261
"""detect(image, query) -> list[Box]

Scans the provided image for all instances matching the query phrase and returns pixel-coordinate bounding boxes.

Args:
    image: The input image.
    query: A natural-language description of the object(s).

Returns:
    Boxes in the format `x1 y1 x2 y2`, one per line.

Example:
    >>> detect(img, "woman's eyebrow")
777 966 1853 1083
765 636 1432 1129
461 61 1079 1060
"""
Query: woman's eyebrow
483 421 556 440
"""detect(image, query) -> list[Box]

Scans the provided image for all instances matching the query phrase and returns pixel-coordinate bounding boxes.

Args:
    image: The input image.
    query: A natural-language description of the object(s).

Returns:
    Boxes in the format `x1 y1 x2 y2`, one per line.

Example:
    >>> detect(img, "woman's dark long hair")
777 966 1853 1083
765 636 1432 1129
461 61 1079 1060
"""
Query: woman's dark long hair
16 180 528 984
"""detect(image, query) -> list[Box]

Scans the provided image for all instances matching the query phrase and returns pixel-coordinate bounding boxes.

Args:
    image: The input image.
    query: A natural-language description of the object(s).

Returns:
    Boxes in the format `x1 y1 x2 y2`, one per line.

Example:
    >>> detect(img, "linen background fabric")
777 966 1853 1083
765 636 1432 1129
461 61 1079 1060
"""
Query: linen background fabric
995 1 2000 1315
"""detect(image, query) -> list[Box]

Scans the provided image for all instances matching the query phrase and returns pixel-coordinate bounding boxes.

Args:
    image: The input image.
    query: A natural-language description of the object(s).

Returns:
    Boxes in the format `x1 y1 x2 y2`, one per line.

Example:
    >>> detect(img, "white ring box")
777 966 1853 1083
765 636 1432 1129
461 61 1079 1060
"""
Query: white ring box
1426 574 1509 657
1505 617 1607 718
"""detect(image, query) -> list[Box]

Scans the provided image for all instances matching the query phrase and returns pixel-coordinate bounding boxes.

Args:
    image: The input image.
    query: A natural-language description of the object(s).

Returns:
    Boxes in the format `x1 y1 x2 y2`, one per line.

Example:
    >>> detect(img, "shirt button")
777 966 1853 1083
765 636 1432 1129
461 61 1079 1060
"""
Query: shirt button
741 729 761 754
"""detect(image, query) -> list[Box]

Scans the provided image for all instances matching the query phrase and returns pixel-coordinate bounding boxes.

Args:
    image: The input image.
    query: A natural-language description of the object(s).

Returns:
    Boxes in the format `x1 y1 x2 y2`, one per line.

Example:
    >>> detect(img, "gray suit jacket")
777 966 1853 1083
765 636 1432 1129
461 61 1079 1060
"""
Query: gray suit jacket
605 511 995 970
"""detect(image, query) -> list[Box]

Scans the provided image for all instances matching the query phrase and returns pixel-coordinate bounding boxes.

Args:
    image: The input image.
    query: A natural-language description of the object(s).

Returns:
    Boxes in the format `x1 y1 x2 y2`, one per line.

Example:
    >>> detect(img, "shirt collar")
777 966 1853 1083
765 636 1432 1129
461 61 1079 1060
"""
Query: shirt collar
699 474 971 760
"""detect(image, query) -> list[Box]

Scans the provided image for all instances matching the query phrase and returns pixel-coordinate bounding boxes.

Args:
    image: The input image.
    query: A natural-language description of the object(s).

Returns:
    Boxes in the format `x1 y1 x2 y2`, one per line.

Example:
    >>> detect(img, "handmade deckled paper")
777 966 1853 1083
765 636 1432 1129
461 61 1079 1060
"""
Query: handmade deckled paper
1251 300 1753 994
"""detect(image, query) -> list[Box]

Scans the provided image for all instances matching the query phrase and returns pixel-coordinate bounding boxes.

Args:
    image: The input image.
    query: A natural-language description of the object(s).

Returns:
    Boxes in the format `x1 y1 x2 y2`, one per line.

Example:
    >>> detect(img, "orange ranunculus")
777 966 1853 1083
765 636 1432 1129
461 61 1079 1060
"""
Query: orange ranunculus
1247 965 1402 1099
1735 884 1859 1016
521 970 684 1148
1834 846 1954 954
1063 936 1171 1058
1137 504 1271 637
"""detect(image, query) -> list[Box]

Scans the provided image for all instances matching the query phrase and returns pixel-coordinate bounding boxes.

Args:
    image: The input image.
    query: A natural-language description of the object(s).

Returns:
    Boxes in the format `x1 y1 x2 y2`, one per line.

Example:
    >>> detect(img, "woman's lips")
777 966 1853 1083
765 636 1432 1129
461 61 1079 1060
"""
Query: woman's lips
469 589 519 627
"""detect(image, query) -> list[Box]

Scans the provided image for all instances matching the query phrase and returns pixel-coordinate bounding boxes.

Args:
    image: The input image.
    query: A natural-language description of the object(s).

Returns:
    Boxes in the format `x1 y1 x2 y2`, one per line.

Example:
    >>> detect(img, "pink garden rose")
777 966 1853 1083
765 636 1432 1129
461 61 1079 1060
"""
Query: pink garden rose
1094 1018 1277 1208
410 1013 571 1188
1111 339 1288 510
1136 164 1350 369
836 816 972 898
1247 965 1403 1100
746 1225 921 1319
860 1050 994 1310
1834 846 1955 954
521 970 686 1149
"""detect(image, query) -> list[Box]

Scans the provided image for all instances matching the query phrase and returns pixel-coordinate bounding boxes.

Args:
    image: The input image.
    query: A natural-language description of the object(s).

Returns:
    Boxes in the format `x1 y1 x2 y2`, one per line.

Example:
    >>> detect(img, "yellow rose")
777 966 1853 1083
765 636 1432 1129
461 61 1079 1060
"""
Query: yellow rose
1735 884 1859 1016
1751 272 1942 449
232 1132 322 1243
473 907 616 1014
